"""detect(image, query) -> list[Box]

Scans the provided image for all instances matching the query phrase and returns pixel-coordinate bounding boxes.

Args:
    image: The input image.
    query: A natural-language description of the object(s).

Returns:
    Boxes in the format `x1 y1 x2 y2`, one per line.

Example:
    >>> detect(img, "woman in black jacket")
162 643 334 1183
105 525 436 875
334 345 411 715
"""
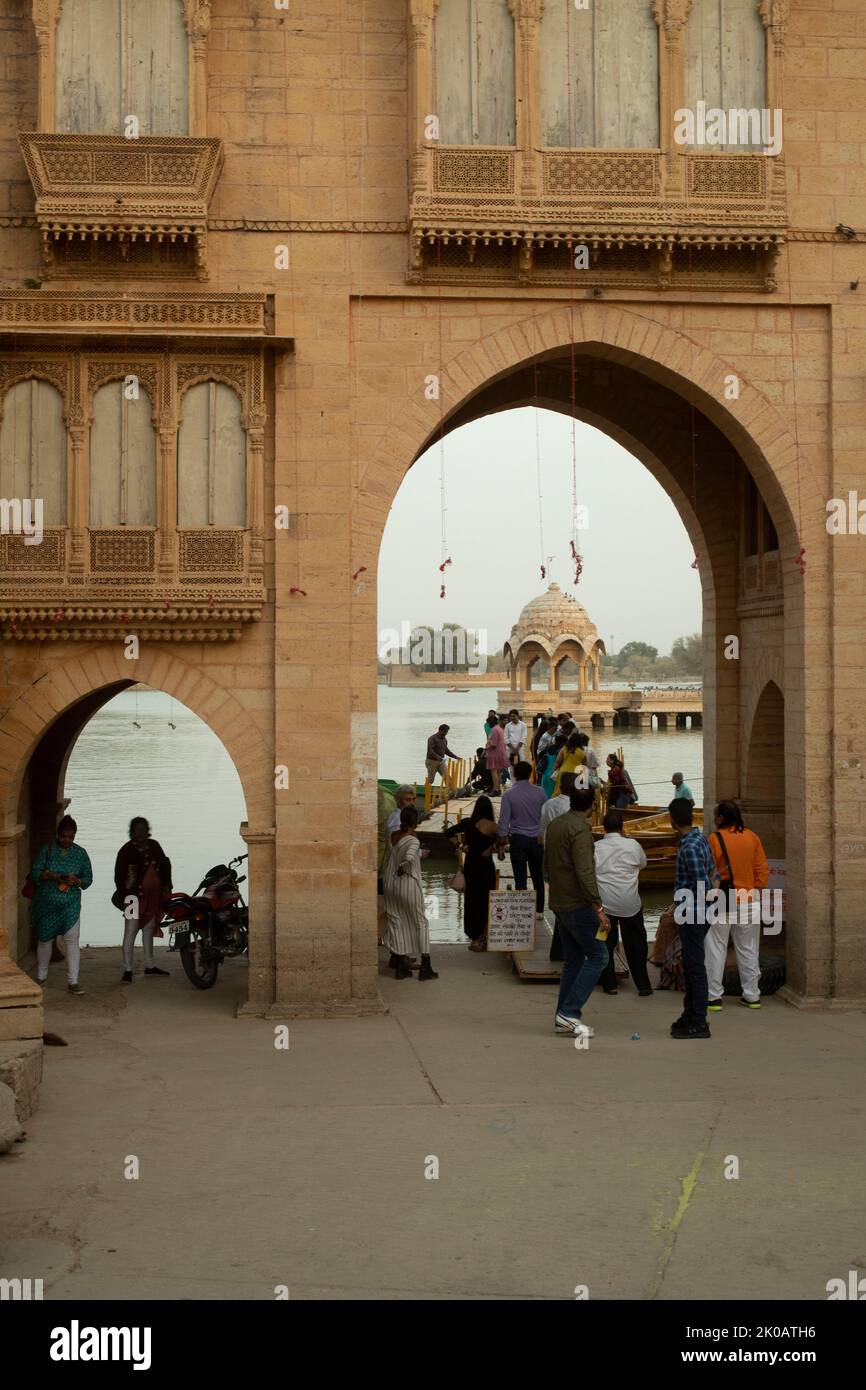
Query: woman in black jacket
113 816 173 983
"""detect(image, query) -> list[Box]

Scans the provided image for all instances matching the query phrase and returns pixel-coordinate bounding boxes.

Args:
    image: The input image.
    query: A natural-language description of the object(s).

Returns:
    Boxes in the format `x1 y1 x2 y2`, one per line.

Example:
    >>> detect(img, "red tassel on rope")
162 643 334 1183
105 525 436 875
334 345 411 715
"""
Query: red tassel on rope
51 609 65 625
352 566 367 581
572 555 583 584
439 584 446 599
794 547 806 576
289 587 307 596
540 564 546 579
438 557 452 573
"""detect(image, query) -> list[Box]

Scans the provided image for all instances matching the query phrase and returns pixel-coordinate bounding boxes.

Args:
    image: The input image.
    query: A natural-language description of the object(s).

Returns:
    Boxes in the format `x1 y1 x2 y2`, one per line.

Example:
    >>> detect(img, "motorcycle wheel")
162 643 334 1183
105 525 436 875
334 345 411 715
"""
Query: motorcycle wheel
180 940 220 990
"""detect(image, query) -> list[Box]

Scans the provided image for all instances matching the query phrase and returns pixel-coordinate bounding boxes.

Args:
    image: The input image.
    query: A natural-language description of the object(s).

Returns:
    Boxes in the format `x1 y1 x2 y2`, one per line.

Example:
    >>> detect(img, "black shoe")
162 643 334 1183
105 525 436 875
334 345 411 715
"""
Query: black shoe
670 1013 688 1029
603 988 618 995
394 960 412 980
144 966 169 976
638 989 654 997
670 1021 711 1039
418 955 439 981
121 970 133 983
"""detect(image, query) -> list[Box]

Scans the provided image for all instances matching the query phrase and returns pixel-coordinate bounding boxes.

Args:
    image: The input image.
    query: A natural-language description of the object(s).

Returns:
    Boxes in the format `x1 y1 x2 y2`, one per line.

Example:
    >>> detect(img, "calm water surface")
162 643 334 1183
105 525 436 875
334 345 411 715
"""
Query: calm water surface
64 685 702 947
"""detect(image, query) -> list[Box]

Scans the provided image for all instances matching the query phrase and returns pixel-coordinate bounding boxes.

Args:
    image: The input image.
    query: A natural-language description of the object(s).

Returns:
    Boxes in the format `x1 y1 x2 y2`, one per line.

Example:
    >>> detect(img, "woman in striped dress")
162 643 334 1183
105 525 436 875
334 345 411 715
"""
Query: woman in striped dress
383 806 439 981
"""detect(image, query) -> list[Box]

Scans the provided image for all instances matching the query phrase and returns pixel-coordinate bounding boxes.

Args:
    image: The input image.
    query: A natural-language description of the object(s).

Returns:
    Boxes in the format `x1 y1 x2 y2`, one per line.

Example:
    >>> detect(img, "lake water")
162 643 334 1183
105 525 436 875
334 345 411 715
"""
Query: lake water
64 685 702 948
378 685 703 942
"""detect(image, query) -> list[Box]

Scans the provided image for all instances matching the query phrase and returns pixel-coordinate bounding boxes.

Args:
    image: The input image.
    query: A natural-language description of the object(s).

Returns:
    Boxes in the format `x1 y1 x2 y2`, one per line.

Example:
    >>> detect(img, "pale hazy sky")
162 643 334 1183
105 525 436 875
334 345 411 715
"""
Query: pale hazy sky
378 408 702 657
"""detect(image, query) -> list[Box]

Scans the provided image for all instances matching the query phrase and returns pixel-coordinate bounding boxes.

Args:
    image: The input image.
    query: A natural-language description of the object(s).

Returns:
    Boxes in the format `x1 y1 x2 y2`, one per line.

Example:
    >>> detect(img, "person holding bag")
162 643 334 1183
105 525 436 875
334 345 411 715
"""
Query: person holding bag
444 797 499 951
30 815 92 995
705 800 769 1011
113 816 173 983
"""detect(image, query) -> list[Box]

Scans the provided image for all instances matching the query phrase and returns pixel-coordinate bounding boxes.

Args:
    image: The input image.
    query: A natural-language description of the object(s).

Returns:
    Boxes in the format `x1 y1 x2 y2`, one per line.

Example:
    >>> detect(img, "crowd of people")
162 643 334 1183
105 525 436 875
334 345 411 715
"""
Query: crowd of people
382 709 771 1041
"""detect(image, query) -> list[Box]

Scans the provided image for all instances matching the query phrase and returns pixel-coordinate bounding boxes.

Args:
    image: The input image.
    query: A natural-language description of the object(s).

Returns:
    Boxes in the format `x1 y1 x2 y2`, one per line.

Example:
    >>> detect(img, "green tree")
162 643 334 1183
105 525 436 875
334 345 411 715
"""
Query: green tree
670 633 702 675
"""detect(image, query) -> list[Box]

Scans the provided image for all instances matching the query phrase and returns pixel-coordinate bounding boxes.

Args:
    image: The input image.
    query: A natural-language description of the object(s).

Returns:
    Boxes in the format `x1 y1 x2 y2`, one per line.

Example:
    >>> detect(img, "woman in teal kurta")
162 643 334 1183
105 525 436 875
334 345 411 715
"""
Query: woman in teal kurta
31 815 92 995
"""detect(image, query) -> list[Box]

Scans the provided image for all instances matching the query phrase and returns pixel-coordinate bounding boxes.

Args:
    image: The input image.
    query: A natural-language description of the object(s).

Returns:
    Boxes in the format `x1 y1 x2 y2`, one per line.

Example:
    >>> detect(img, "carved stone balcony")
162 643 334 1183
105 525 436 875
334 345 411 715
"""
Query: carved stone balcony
408 148 788 291
0 528 263 643
19 133 224 280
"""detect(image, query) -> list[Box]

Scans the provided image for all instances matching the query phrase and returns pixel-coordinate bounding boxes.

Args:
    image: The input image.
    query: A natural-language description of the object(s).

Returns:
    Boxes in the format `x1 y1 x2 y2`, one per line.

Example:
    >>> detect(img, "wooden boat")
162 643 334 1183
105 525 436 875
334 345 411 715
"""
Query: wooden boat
447 685 470 692
594 806 703 850
617 803 664 823
638 845 679 886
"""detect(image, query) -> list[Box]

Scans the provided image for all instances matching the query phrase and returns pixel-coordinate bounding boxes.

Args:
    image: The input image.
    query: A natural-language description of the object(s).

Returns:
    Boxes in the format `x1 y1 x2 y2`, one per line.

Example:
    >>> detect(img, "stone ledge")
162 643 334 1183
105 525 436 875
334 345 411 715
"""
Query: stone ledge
238 997 387 1020
0 1039 43 1122
0 959 42 1009
777 985 866 1011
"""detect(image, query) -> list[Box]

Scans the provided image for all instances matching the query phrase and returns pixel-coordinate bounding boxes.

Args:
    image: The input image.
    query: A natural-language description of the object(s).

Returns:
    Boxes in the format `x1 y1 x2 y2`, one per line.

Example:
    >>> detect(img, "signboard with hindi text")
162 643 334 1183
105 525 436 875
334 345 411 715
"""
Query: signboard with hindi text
486 889 536 952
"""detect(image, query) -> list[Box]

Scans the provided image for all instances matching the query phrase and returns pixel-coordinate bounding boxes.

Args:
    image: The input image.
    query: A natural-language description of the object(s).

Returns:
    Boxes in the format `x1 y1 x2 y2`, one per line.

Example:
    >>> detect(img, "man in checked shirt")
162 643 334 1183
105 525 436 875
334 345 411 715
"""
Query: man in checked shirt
668 796 715 1039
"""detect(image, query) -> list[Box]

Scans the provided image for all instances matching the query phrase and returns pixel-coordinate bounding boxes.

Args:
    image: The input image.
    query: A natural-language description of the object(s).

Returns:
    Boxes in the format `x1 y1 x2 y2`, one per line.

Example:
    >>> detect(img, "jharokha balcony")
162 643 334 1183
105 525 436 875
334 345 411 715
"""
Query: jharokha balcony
406 0 789 291
408 146 787 292
18 133 224 280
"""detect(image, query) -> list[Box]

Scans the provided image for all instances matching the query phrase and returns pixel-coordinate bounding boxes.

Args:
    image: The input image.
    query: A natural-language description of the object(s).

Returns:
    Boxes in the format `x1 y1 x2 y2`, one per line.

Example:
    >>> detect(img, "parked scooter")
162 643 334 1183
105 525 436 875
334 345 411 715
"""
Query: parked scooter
163 853 249 989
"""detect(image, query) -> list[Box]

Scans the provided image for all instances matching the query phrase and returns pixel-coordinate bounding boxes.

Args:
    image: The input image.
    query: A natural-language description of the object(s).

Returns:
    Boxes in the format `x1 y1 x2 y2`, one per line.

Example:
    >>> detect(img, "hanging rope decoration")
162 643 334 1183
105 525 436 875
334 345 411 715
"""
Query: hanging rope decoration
690 401 699 571
566 7 583 590
534 362 546 579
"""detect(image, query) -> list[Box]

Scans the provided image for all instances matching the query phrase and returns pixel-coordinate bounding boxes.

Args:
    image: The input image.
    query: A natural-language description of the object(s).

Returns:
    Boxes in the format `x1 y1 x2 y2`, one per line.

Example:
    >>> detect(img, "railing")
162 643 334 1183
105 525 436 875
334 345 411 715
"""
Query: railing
423 753 471 820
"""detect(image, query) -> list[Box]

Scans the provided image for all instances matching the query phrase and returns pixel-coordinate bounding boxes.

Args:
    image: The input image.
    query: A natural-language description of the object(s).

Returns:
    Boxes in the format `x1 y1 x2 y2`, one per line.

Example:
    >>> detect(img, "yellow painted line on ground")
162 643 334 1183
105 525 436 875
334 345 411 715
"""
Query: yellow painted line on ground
647 1126 715 1299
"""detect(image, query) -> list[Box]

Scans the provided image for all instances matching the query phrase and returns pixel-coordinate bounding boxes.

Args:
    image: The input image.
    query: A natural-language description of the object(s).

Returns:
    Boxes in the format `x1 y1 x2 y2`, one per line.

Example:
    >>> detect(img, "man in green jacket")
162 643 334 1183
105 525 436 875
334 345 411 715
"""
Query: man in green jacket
544 787 610 1039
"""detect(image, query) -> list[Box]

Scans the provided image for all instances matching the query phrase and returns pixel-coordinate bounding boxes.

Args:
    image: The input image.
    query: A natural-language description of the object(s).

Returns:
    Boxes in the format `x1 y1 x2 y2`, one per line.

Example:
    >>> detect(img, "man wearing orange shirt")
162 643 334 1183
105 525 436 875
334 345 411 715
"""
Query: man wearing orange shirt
705 800 769 1011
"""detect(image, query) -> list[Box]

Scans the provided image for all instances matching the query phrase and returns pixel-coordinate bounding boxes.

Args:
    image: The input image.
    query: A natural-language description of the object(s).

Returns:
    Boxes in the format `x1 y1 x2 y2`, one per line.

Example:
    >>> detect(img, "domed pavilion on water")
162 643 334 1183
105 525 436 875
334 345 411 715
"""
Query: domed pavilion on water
503 583 606 695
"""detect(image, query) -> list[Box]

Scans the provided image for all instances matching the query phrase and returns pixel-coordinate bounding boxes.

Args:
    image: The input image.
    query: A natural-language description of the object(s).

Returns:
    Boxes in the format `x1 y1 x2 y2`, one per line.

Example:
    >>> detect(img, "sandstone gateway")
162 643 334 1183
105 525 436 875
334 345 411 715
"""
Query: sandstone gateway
0 2 862 1031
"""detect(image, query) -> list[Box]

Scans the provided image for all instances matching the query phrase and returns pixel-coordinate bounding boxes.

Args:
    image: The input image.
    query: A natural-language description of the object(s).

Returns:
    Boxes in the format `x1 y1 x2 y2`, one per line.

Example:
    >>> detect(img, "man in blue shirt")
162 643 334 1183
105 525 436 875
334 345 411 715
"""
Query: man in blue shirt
497 761 548 915
669 797 715 1039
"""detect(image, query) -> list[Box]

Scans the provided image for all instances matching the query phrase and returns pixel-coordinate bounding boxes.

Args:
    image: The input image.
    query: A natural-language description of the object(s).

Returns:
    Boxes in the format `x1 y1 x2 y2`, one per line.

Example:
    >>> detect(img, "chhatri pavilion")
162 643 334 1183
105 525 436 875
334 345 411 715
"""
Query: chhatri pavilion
503 584 606 696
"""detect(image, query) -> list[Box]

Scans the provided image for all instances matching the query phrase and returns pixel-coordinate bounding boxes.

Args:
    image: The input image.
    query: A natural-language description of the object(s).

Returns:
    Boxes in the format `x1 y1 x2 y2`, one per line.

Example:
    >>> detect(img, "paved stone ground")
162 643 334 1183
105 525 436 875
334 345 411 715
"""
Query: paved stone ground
1 943 864 1301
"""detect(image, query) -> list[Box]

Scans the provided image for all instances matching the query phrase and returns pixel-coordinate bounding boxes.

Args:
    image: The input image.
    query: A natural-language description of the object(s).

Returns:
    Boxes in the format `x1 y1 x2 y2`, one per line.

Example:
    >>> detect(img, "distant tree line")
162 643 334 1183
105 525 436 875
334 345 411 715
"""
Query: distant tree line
601 634 702 680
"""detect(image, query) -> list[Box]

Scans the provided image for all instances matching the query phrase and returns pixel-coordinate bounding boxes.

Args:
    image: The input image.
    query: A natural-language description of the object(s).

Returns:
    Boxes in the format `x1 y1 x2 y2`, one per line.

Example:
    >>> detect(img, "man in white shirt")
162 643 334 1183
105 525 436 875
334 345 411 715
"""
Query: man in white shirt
593 809 653 996
503 709 527 785
539 771 576 842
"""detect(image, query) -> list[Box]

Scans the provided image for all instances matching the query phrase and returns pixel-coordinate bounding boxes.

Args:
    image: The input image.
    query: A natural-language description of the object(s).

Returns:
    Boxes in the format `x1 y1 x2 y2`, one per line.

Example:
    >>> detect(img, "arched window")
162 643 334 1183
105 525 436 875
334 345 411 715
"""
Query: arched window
0 380 67 523
540 0 659 148
685 0 768 150
90 382 156 527
56 0 189 135
434 0 516 146
177 382 246 528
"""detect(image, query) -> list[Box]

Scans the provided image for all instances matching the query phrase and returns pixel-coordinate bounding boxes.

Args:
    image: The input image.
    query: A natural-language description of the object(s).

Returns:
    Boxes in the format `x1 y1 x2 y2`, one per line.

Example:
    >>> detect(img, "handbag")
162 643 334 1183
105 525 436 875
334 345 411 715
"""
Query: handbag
448 869 466 892
22 873 36 900
713 831 735 892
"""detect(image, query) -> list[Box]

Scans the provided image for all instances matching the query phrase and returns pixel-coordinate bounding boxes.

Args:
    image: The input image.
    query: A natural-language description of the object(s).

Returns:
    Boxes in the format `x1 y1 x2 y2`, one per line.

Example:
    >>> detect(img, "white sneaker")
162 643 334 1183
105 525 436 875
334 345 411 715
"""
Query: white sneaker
554 1011 595 1038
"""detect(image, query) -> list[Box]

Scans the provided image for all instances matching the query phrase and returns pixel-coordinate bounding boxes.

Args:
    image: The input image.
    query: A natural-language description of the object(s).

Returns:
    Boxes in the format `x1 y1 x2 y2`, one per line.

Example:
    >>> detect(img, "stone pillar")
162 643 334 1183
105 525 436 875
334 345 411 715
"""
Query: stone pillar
579 662 588 694
0 824 26 961
184 1 212 137
237 822 276 1015
547 661 557 693
67 418 87 577
156 423 177 582
510 662 517 692
509 0 543 200
654 0 693 200
408 0 438 202
31 0 59 132
592 661 600 692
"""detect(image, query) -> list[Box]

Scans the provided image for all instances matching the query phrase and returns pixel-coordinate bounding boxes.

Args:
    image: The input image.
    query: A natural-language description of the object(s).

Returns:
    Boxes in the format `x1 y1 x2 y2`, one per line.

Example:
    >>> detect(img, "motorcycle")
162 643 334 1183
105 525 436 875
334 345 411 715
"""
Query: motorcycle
162 853 249 989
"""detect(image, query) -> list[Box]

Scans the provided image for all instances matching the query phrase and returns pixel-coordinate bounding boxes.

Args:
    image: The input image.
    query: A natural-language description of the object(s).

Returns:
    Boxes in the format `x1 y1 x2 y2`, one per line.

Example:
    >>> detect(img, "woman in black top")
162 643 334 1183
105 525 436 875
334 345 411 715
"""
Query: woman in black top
444 796 500 951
